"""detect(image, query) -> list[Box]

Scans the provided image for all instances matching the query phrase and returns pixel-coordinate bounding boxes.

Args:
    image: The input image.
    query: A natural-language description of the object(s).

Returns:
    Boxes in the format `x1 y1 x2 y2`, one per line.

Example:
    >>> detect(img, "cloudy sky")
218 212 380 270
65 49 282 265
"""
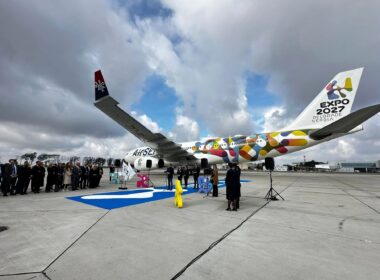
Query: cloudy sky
0 0 379 164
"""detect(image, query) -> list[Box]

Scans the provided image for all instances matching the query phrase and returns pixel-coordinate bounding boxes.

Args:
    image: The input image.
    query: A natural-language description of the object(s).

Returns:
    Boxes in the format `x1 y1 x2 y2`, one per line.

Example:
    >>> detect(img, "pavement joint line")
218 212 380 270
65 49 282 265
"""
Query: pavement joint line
170 201 271 280
329 176 379 197
328 177 380 214
170 177 298 280
0 271 41 277
42 271 53 280
41 210 110 274
263 205 379 221
246 218 380 245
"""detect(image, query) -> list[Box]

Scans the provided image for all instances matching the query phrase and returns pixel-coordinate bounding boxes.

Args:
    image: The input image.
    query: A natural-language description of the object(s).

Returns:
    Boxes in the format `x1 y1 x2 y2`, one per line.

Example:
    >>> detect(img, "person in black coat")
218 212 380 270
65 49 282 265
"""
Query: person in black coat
79 164 85 189
71 162 82 191
193 164 200 189
31 161 45 193
1 163 11 196
177 167 184 184
45 163 58 192
55 163 64 192
89 165 99 188
183 166 189 189
0 164 2 192
235 164 241 209
225 163 239 211
16 161 32 194
165 165 174 190
0 164 2 191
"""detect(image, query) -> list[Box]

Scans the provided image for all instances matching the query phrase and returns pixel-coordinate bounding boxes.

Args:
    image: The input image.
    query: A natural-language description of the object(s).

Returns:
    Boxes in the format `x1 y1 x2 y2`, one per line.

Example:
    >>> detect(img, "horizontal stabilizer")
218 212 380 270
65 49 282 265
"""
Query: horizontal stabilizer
310 104 380 140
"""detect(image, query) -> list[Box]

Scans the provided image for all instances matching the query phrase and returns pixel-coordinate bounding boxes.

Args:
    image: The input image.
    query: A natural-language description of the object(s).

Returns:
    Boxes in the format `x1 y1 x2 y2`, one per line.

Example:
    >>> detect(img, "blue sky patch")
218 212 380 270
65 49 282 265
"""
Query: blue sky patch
244 72 281 131
118 0 172 22
132 74 179 131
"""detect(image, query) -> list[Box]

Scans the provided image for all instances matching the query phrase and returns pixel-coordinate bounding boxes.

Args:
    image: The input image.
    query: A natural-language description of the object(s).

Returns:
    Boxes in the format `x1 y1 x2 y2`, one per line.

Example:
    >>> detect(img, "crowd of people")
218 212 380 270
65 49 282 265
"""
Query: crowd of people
1 159 243 211
0 159 104 196
165 164 201 190
165 163 242 211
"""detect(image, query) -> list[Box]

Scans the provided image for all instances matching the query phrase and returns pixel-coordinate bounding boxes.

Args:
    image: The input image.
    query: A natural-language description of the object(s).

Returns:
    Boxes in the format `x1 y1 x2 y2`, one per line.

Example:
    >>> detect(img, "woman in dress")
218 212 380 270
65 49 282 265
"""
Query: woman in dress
63 163 72 191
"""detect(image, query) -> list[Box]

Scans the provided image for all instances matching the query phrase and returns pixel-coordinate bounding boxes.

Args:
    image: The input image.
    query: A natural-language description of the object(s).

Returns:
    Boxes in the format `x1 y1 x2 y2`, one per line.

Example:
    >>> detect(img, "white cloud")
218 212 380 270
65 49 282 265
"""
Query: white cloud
170 110 200 141
0 0 379 164
262 107 291 132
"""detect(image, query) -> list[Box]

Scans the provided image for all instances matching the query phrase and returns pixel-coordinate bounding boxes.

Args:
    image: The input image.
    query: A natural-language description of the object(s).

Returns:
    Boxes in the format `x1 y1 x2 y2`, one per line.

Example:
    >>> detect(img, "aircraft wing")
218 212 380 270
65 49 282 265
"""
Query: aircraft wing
310 104 380 140
94 70 196 161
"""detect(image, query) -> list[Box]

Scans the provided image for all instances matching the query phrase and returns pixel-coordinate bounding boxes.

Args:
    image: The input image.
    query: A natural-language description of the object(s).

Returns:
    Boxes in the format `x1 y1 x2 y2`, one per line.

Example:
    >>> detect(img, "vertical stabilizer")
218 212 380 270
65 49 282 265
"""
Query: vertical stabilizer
284 68 363 130
95 70 109 100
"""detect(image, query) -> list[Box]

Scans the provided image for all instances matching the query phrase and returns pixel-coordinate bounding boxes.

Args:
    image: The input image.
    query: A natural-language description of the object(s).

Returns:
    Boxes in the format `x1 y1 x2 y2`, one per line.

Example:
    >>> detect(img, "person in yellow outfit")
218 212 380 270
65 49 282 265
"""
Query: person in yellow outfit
174 179 183 208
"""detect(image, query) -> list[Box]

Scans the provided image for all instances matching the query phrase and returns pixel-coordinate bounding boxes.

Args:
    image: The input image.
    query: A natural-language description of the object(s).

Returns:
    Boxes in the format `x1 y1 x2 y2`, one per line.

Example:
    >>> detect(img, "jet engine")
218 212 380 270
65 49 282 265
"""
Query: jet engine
134 157 165 170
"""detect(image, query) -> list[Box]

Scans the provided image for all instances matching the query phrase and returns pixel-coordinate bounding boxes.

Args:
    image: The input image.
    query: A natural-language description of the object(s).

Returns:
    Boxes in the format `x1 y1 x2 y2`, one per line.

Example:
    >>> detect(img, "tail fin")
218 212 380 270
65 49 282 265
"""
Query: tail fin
95 70 109 100
284 68 363 130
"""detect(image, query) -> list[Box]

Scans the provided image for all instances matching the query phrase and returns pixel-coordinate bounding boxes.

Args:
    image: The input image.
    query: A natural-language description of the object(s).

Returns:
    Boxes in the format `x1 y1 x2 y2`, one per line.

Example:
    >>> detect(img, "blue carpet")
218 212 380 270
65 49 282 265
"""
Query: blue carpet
67 180 250 210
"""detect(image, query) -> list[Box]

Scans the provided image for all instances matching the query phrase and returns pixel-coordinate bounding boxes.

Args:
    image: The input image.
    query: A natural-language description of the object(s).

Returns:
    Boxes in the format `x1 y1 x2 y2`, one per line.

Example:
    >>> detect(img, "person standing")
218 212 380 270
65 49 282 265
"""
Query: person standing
183 166 189 189
9 159 18 195
31 161 45 193
63 163 72 191
165 164 174 190
45 163 57 192
71 162 81 191
193 164 200 189
225 163 238 211
97 165 103 187
17 161 32 194
84 164 90 188
55 163 64 192
0 164 2 192
31 162 38 193
109 164 115 181
80 164 87 189
235 164 241 209
177 167 184 185
1 163 11 196
89 165 100 188
211 165 219 197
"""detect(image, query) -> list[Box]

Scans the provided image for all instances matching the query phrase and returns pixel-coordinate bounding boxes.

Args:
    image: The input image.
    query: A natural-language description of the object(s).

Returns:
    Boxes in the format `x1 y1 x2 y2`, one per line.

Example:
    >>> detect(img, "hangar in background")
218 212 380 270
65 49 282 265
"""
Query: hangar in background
336 160 380 173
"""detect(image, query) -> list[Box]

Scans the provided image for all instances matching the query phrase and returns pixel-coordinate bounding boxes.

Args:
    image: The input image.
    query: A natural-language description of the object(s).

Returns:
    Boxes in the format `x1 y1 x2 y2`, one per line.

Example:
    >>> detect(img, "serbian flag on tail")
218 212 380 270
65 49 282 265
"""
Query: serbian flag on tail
94 70 109 100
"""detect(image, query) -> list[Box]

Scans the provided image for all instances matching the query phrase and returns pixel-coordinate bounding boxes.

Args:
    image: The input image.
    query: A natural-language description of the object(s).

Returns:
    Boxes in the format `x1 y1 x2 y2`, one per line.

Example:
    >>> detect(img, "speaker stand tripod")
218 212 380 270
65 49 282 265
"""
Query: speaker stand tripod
147 168 156 188
264 170 284 201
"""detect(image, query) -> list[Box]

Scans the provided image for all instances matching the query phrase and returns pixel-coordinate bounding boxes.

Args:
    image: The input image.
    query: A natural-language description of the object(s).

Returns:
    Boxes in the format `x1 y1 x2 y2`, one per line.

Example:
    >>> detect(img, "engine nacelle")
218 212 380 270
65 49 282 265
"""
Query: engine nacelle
134 157 165 170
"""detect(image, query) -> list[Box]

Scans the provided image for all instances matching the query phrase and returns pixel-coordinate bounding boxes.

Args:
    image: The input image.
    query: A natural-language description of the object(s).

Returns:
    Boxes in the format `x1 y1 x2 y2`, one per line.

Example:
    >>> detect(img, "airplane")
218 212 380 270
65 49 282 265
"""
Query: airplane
94 68 380 171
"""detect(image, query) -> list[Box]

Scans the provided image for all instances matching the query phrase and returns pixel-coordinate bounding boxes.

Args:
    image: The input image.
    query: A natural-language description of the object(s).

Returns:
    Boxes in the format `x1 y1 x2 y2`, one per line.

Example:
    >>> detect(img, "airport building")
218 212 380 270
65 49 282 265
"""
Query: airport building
254 160 380 173
336 160 380 173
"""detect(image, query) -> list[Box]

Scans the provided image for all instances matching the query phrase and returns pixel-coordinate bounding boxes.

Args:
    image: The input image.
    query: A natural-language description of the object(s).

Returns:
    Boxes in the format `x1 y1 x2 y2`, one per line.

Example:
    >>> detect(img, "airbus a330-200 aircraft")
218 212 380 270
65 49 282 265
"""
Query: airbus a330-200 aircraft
94 68 379 170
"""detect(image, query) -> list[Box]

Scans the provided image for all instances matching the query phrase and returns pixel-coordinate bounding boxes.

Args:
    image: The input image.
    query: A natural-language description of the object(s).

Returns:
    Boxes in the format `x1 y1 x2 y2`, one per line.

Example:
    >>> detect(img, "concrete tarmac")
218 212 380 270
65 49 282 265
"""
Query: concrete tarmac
0 171 379 279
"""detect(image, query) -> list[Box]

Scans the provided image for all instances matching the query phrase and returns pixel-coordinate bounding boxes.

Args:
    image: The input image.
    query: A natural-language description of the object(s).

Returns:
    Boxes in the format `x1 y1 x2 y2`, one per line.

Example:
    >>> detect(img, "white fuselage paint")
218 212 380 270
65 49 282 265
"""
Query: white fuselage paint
123 127 361 168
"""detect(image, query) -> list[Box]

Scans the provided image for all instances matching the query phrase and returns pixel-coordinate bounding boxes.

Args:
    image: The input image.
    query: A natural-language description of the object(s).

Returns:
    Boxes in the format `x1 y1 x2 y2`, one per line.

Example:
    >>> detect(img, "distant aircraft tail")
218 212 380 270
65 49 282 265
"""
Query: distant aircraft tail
284 68 363 130
95 70 109 100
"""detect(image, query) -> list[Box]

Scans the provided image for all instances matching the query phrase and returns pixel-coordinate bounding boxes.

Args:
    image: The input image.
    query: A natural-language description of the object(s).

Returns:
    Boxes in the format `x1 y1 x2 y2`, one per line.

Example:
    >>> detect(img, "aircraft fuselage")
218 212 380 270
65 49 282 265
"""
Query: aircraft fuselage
124 128 359 169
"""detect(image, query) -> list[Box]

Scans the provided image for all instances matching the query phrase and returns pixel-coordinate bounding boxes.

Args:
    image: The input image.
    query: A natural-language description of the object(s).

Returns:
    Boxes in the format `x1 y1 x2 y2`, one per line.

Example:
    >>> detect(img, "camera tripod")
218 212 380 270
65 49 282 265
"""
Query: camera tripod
264 170 284 201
